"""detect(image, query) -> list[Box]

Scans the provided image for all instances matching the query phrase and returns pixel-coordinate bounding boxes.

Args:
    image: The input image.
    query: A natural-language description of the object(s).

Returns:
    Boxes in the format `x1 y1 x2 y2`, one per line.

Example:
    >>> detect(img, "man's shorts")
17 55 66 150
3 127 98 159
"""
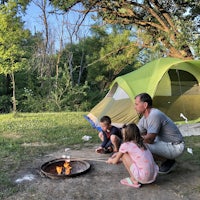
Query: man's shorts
146 139 185 159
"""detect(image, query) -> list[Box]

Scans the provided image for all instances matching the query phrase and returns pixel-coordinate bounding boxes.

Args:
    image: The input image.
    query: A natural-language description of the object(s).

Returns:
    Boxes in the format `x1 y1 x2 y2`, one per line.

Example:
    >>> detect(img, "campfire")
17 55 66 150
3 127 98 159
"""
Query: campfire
40 158 91 179
56 160 72 175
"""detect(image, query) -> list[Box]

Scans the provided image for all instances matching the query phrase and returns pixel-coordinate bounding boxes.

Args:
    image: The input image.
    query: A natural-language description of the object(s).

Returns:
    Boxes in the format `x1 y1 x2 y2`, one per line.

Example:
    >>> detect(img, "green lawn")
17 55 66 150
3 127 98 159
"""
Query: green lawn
0 112 200 199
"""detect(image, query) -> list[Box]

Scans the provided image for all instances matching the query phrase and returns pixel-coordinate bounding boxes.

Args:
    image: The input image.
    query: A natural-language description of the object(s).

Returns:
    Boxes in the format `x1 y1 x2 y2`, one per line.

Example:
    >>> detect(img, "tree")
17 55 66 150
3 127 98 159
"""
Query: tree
85 25 139 91
0 0 30 10
0 2 32 112
31 0 56 89
50 0 200 59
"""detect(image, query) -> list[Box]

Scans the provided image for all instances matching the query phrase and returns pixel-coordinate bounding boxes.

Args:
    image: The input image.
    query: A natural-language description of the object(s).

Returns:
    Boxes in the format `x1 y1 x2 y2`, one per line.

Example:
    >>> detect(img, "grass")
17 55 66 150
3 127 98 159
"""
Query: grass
178 135 200 165
175 117 200 166
0 112 98 199
0 112 200 199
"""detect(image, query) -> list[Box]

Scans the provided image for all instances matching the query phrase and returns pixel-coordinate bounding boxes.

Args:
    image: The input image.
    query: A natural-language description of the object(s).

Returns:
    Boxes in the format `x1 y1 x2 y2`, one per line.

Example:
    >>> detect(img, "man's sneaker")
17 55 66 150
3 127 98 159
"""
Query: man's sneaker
158 159 177 174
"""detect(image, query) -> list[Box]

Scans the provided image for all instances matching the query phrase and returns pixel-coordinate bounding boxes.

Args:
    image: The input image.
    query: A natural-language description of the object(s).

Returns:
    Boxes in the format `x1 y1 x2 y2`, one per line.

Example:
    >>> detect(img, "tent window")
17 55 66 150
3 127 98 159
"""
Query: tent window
107 83 118 97
168 69 197 81
168 69 198 95
113 87 129 100
107 83 129 100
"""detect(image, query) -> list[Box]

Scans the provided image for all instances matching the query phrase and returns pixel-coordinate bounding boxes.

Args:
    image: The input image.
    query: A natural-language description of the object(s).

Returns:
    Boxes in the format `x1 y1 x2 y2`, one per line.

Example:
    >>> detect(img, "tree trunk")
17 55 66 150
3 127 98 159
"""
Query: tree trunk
10 72 16 113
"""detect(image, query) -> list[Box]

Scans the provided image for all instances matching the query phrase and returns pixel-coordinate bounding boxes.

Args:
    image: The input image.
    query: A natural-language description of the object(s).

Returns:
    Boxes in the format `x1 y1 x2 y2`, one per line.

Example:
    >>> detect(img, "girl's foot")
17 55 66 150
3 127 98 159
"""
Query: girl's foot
120 177 141 188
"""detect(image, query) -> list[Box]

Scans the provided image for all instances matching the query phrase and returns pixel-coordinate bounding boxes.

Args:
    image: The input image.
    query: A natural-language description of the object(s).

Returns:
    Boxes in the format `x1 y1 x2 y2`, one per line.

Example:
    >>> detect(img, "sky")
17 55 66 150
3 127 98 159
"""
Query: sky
22 1 96 45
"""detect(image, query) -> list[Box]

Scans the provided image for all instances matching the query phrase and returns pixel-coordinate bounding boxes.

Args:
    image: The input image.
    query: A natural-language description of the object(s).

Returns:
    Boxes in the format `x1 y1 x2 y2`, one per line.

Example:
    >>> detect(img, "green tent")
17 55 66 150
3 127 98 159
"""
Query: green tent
86 57 200 129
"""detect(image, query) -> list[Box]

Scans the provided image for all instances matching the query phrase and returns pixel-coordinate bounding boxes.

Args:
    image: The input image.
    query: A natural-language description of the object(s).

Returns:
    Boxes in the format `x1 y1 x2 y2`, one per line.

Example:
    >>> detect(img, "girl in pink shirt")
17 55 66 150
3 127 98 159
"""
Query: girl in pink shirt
107 123 159 188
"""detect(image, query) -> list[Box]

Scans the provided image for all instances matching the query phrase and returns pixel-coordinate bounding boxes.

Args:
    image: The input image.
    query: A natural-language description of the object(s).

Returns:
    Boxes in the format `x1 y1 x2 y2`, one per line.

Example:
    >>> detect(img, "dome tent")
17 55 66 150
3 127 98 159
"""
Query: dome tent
85 57 200 130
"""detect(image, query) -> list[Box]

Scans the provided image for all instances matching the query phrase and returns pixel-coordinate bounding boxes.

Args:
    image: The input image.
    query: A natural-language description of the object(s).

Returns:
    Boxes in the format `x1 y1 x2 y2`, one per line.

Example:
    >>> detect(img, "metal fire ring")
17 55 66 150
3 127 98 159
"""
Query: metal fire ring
40 158 91 179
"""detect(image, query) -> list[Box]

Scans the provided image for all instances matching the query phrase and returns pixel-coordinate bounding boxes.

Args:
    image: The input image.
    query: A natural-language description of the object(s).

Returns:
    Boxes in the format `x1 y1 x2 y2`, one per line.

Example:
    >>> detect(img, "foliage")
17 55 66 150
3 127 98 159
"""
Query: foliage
0 74 12 112
49 81 91 112
14 67 91 112
0 0 30 8
50 0 200 59
55 25 139 107
97 26 139 88
75 25 139 92
0 3 30 74
5 1 200 113
0 95 11 113
0 1 33 112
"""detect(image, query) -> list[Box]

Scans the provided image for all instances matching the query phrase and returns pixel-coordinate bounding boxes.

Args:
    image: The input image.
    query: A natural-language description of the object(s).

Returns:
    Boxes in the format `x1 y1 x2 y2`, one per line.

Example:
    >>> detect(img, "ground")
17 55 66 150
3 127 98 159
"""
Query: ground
6 142 200 200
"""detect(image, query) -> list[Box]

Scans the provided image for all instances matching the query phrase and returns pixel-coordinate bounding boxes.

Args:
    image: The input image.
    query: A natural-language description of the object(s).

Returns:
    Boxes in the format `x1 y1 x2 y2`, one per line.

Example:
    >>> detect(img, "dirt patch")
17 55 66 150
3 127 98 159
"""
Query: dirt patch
5 144 200 200
21 142 55 147
3 132 21 139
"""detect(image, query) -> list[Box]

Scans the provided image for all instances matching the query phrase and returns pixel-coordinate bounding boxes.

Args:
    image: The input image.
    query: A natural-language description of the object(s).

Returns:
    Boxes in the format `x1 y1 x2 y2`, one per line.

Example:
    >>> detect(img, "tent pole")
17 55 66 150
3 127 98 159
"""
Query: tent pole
176 69 187 120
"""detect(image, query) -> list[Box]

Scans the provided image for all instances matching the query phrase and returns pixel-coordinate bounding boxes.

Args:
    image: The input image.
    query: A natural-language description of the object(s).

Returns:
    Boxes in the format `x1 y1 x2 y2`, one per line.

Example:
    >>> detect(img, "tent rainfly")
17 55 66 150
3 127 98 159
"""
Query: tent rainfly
85 57 200 131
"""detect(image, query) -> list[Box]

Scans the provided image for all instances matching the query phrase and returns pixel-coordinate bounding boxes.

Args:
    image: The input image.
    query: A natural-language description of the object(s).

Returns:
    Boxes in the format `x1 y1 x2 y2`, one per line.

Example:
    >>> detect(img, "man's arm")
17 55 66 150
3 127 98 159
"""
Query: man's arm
142 133 156 144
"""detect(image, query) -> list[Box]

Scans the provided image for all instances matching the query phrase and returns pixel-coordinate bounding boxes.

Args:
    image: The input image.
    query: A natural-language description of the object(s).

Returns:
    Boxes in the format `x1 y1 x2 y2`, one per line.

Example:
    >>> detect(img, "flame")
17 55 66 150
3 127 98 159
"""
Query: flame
56 166 62 175
64 161 72 175
56 161 72 175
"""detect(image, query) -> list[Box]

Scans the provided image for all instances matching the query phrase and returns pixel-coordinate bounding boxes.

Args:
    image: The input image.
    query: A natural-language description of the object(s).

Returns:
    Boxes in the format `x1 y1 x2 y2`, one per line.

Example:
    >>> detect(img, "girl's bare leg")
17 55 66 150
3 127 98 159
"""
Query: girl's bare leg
121 153 139 184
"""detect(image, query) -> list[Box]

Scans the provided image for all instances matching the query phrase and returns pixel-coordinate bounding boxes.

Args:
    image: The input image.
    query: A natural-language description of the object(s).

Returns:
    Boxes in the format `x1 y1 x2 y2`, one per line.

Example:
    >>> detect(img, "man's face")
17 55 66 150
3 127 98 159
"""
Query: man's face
100 122 109 132
134 96 147 115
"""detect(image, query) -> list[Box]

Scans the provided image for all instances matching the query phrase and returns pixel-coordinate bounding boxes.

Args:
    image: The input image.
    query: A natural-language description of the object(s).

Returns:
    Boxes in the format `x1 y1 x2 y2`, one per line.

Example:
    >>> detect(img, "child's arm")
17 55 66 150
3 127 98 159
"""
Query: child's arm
106 152 123 164
100 131 108 148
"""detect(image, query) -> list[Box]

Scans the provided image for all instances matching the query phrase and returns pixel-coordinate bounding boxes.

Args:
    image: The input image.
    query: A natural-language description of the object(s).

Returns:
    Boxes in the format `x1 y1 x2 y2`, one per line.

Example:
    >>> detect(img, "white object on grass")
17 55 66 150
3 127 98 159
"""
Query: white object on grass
187 147 193 155
15 174 35 183
64 148 71 152
180 113 188 123
82 135 92 141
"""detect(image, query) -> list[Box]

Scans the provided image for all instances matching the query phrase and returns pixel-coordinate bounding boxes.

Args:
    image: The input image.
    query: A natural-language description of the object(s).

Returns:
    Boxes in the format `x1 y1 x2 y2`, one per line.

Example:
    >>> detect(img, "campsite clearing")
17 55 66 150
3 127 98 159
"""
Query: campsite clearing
1 113 200 199
4 140 200 200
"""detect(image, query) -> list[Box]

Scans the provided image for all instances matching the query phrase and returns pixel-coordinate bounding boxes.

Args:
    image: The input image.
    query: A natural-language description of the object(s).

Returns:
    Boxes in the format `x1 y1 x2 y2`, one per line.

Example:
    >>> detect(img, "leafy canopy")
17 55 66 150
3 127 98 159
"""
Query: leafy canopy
0 2 31 75
50 0 200 59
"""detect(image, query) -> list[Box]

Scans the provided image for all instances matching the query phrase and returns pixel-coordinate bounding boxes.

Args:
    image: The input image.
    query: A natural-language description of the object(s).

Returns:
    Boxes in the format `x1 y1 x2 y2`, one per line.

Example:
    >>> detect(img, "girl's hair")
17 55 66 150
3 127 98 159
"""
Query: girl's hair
122 123 147 150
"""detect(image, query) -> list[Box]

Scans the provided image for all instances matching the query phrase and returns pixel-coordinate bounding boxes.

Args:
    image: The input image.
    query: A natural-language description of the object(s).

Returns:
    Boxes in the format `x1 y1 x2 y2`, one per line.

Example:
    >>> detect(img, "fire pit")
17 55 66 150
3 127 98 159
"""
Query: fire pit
40 158 91 179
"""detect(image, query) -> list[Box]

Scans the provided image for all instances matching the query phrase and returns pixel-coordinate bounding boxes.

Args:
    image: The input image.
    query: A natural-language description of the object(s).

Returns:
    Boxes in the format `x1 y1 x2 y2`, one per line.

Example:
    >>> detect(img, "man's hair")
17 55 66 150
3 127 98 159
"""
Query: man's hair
100 116 111 125
135 93 153 107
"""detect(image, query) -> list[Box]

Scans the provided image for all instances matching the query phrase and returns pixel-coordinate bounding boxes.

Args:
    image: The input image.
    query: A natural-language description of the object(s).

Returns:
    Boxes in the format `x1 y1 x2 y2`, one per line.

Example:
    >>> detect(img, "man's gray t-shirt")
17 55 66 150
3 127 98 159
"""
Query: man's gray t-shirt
138 108 183 143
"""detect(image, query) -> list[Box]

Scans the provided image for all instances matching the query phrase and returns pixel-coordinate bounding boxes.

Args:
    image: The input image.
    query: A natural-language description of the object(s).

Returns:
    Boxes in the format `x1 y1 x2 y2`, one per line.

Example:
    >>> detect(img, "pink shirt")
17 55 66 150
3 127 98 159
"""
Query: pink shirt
119 142 159 184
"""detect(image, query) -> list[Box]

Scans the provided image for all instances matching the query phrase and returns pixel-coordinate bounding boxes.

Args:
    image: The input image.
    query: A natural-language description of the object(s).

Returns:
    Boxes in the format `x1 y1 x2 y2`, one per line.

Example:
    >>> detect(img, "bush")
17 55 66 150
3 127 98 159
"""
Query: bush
0 95 12 113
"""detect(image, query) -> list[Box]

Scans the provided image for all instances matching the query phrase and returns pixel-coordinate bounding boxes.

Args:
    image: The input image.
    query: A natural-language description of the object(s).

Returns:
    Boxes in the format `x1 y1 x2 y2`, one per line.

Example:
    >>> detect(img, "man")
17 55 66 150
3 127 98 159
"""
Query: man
134 93 185 174
95 116 122 154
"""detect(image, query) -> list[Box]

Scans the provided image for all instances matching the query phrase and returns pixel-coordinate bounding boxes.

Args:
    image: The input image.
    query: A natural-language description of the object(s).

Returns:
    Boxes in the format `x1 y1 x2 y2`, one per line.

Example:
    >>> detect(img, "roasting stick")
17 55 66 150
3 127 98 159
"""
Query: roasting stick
70 157 107 162
61 154 108 162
